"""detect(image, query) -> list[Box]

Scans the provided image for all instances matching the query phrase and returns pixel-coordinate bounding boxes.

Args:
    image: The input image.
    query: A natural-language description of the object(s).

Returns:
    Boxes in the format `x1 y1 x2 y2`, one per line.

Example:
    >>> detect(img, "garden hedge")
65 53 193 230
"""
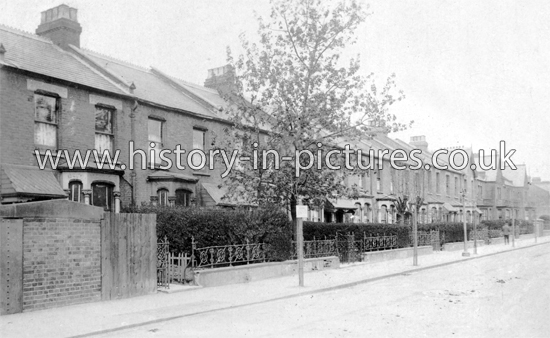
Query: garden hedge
123 205 293 260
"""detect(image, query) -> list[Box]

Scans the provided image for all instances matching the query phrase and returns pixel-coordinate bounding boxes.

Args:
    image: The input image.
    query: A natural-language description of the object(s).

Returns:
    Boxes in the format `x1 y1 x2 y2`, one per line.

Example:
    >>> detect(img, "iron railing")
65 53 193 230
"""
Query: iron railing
191 237 266 268
291 238 338 259
409 230 440 250
157 236 170 289
291 233 398 263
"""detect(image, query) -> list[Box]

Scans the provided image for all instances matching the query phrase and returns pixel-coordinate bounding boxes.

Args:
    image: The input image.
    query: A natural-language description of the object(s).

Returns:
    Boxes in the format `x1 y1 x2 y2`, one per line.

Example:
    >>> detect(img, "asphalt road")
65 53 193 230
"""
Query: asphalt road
97 244 550 338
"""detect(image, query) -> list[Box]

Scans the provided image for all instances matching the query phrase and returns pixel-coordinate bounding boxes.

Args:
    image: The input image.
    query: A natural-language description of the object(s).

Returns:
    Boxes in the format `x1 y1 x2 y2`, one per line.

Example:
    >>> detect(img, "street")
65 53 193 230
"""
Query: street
96 244 550 338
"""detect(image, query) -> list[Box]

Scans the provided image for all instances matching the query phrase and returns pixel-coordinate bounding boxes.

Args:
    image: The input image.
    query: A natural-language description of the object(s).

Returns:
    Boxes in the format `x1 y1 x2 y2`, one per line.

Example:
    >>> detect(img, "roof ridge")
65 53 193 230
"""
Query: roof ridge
0 24 52 43
78 46 151 72
66 46 131 96
169 73 215 92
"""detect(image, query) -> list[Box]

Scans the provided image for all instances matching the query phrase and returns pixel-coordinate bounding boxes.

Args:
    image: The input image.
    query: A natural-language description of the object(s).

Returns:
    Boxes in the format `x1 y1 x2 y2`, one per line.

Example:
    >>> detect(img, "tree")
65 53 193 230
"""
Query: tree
217 0 409 222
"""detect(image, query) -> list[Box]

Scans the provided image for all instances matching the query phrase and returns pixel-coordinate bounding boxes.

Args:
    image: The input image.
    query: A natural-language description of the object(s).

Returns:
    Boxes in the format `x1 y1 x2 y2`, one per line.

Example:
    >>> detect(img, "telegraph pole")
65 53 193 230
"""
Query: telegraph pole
412 200 418 266
471 180 478 255
296 200 306 287
461 189 470 257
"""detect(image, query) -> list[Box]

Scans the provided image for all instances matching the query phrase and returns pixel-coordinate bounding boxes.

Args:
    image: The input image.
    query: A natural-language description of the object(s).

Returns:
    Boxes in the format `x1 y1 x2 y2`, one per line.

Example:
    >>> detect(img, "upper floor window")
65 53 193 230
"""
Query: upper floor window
192 128 206 167
376 170 381 192
95 106 114 153
445 175 450 195
34 93 58 147
148 118 163 166
478 185 482 199
454 176 458 196
436 172 440 193
68 181 83 202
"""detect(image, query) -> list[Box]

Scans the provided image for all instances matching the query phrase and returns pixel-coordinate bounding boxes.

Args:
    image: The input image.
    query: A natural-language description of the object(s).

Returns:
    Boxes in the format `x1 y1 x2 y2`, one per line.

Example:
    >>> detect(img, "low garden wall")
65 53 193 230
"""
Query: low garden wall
442 240 485 251
361 246 433 263
193 256 340 287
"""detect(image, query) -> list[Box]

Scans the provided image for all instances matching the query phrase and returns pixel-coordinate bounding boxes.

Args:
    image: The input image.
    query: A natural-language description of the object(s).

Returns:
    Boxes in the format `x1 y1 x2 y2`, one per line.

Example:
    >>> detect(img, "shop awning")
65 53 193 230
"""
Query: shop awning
1 164 66 200
442 202 459 213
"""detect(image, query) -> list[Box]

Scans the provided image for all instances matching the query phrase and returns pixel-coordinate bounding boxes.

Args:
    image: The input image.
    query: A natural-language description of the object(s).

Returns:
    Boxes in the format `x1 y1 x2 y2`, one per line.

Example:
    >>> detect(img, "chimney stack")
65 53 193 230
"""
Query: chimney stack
0 43 6 62
36 4 82 49
410 135 428 152
204 65 235 94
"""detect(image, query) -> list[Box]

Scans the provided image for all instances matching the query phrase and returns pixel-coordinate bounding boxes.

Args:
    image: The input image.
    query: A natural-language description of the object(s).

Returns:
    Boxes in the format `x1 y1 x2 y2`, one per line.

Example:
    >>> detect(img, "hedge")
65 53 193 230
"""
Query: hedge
123 205 293 260
481 219 533 233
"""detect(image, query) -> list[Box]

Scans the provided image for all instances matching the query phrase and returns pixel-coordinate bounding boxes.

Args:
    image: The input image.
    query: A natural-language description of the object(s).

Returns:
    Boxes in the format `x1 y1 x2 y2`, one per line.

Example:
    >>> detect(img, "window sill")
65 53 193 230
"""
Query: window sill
34 147 63 156
192 171 211 177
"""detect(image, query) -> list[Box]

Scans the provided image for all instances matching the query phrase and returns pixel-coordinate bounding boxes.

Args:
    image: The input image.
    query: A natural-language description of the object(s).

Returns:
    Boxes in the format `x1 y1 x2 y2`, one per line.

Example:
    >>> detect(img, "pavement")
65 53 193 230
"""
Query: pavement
1 235 549 338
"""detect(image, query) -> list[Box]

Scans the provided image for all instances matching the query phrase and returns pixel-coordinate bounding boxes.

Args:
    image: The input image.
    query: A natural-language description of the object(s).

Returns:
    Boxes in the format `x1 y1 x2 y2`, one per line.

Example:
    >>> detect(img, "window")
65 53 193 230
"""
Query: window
436 172 440 194
380 205 387 223
34 93 58 147
454 176 458 196
92 183 113 211
148 118 163 166
478 185 482 199
157 189 169 206
363 203 371 222
175 189 191 207
68 181 83 202
376 170 381 192
358 174 363 189
95 106 114 153
445 175 450 195
497 187 501 199
192 128 206 167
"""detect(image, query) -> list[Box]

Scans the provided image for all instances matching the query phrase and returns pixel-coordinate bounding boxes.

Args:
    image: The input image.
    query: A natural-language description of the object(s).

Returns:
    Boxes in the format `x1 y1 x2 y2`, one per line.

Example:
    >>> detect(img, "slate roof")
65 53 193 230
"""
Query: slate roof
1 164 66 197
502 164 526 187
0 25 128 96
76 48 217 118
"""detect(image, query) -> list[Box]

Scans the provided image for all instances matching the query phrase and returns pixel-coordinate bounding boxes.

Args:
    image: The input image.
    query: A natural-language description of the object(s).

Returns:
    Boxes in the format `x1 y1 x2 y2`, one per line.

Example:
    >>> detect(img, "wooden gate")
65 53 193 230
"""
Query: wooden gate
101 212 157 300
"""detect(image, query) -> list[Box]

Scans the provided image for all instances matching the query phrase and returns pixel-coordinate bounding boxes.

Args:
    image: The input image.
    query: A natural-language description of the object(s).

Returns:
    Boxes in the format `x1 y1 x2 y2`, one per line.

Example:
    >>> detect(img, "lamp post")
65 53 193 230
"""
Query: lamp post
461 189 470 257
471 182 477 255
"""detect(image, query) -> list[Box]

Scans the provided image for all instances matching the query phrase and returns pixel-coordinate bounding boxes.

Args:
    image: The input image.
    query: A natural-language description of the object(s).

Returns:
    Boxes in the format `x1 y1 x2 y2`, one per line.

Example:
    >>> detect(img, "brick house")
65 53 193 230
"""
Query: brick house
0 4 249 210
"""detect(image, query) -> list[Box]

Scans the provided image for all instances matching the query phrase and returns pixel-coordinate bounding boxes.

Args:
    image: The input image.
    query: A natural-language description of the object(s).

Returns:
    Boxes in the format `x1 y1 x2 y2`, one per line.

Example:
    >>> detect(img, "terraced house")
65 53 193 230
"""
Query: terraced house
0 4 248 210
0 5 548 222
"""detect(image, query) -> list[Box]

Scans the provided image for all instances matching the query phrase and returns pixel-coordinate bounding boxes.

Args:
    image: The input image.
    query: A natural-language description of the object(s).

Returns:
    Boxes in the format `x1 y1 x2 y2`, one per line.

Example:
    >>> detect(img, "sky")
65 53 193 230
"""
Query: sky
1 0 549 180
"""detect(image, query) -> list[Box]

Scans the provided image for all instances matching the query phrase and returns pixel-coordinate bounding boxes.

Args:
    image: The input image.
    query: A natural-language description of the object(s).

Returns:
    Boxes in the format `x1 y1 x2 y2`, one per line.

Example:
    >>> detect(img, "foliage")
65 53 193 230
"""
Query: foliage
123 205 293 259
217 0 410 221
480 219 533 231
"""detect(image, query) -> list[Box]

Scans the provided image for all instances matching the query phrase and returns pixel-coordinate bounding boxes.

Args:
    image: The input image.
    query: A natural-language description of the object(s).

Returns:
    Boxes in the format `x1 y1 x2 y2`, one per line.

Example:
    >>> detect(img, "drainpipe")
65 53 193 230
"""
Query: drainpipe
130 100 139 206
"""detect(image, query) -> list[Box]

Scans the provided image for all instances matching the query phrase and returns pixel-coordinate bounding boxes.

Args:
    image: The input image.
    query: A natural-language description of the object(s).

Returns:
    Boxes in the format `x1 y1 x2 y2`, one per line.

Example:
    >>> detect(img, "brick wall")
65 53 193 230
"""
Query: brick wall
22 217 101 311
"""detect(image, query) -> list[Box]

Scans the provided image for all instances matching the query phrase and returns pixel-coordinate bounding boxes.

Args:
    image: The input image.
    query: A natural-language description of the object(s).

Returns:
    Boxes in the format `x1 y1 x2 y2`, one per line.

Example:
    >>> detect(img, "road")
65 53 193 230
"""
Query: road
97 244 550 338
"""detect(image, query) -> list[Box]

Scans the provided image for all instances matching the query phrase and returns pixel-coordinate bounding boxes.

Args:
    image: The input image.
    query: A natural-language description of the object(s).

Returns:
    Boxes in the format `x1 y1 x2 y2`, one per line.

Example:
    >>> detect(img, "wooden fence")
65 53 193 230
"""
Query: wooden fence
101 212 157 300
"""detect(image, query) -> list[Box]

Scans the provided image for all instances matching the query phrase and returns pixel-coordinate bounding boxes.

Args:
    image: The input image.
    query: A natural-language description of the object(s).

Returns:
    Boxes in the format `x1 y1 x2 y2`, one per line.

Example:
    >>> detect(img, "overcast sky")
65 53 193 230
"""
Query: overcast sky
2 0 549 180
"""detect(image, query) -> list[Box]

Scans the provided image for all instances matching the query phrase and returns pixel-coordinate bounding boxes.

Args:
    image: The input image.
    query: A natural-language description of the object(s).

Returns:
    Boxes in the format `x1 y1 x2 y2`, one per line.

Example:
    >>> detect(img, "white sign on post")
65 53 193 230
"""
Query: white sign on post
296 205 308 219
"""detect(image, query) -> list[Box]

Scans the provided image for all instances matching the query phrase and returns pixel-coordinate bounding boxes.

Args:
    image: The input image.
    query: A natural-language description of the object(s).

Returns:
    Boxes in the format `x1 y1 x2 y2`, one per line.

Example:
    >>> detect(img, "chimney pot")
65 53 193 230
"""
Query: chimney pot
204 64 235 94
36 4 82 49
